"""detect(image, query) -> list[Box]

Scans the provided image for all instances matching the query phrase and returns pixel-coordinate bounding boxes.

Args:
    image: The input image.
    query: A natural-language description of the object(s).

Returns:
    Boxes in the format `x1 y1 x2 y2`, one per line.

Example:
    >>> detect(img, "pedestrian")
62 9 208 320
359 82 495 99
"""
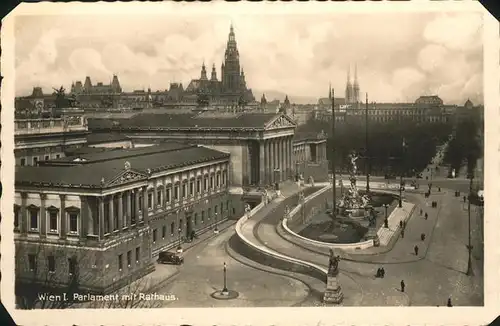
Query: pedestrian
447 298 452 307
376 268 381 278
438 187 441 192
400 280 405 292
463 196 467 203
399 220 403 229
425 212 428 220
421 233 426 241
381 267 385 278
414 245 419 256
420 208 423 216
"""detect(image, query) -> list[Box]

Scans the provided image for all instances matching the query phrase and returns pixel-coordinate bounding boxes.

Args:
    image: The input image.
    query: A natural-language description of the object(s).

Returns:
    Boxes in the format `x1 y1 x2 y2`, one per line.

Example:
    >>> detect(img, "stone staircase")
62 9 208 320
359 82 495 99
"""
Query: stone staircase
376 202 415 246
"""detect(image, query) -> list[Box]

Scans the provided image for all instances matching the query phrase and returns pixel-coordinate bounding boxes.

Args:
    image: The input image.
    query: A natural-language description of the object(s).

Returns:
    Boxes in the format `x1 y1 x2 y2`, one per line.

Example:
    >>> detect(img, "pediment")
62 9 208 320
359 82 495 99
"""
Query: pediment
106 169 148 187
265 114 296 130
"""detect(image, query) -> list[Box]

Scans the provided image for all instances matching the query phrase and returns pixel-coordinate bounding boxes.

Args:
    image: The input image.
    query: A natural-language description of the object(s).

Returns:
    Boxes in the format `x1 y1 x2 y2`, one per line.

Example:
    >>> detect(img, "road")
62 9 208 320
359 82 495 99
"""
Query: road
252 184 483 306
153 225 311 307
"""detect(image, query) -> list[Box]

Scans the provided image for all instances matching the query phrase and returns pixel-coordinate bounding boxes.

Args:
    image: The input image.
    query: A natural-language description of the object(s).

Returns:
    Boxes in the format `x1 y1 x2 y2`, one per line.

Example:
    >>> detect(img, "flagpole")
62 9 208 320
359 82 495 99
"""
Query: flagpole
365 93 370 195
331 87 336 218
399 137 405 208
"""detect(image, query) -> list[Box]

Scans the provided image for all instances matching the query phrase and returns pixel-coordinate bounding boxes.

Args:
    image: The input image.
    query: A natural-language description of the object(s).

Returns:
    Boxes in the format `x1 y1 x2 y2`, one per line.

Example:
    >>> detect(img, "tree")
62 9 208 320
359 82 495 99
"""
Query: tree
197 92 210 107
444 111 482 177
299 117 453 176
15 243 162 309
15 244 92 309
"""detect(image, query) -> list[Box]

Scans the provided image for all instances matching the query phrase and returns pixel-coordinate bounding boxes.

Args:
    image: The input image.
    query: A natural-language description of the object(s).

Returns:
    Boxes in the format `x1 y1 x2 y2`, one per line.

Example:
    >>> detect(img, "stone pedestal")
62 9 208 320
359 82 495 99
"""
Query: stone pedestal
323 275 344 304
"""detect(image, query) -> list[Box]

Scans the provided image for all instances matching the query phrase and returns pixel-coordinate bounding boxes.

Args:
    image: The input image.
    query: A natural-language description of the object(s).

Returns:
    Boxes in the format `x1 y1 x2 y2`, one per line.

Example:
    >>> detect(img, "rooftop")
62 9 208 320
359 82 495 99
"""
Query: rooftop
17 143 229 189
88 112 283 130
86 133 131 145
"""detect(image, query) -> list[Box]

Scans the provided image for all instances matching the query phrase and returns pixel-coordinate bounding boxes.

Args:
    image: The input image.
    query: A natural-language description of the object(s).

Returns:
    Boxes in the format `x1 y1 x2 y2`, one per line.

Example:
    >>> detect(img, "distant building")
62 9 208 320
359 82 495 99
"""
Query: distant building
16 24 256 112
314 90 458 124
15 114 89 166
183 25 255 107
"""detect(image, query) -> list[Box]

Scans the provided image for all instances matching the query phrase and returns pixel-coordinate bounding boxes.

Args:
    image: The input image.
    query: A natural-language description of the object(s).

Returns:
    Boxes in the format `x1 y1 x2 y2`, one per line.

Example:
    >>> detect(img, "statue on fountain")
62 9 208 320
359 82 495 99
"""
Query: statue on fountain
337 151 370 218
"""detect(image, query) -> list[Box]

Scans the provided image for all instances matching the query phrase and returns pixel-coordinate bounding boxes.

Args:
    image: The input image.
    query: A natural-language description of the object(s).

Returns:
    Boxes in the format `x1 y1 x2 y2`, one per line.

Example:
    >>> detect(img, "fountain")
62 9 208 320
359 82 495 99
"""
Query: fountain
337 151 370 219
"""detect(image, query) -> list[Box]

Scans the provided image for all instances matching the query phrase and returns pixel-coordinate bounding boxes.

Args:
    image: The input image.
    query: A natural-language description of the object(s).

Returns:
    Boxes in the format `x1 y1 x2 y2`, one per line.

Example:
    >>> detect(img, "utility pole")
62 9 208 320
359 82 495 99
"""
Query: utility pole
466 173 474 276
331 87 336 218
365 93 370 195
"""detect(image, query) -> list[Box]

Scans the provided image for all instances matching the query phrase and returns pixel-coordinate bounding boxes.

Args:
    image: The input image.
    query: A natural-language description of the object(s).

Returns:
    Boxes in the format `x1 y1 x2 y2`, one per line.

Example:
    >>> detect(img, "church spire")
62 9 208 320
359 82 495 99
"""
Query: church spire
329 82 332 100
211 63 217 81
346 65 353 104
200 62 208 80
353 63 360 103
354 63 359 86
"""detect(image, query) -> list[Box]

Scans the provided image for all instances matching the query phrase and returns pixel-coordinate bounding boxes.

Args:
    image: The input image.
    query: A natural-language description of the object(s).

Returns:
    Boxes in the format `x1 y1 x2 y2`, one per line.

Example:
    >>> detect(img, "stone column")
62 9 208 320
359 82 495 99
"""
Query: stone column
162 179 166 208
108 195 115 232
281 138 286 181
88 197 95 236
134 190 140 225
117 192 123 232
126 191 132 228
40 194 47 238
271 139 277 183
290 138 294 176
98 197 105 240
80 196 88 239
284 137 289 180
20 193 28 235
142 186 148 224
259 140 265 186
153 182 157 210
60 194 67 240
266 140 272 185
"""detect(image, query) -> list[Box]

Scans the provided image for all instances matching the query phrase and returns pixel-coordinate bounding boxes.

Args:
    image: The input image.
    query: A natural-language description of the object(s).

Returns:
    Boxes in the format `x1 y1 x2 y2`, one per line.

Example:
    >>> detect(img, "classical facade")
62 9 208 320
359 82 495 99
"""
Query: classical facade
15 143 232 294
87 112 298 189
293 131 329 182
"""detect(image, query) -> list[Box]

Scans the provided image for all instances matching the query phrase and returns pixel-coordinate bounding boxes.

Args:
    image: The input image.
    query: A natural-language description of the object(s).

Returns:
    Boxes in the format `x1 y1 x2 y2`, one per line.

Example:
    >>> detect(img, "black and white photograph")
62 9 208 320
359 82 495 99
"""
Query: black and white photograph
1 1 498 325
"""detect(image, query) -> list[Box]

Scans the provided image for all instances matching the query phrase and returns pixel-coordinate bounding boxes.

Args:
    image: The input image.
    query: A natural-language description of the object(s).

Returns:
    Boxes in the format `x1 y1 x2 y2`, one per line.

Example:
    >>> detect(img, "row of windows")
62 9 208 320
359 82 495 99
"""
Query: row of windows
28 255 77 275
117 247 141 271
14 206 79 234
151 202 229 243
144 172 227 211
19 154 61 166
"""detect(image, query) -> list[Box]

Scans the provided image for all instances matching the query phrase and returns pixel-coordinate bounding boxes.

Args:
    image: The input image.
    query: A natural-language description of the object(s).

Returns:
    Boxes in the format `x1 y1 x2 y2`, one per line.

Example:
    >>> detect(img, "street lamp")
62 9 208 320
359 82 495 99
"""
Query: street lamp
177 227 182 251
214 212 219 233
399 180 403 208
466 174 474 276
383 204 389 228
222 262 228 294
399 137 406 208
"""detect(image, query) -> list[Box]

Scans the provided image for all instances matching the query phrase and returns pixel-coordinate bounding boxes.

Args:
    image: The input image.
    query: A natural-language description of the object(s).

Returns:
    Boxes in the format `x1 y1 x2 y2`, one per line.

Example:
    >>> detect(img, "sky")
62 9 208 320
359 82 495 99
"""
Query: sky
14 12 483 104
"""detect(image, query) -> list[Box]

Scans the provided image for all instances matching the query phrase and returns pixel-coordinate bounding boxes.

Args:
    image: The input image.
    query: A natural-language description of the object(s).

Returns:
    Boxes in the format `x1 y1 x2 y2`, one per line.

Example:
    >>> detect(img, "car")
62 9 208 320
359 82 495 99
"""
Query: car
157 251 184 265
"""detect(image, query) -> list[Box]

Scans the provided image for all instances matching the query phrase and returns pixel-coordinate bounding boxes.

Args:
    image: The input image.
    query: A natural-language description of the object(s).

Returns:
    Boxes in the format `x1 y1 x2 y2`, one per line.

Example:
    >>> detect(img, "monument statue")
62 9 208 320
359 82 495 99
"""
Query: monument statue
328 249 341 276
337 151 370 217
